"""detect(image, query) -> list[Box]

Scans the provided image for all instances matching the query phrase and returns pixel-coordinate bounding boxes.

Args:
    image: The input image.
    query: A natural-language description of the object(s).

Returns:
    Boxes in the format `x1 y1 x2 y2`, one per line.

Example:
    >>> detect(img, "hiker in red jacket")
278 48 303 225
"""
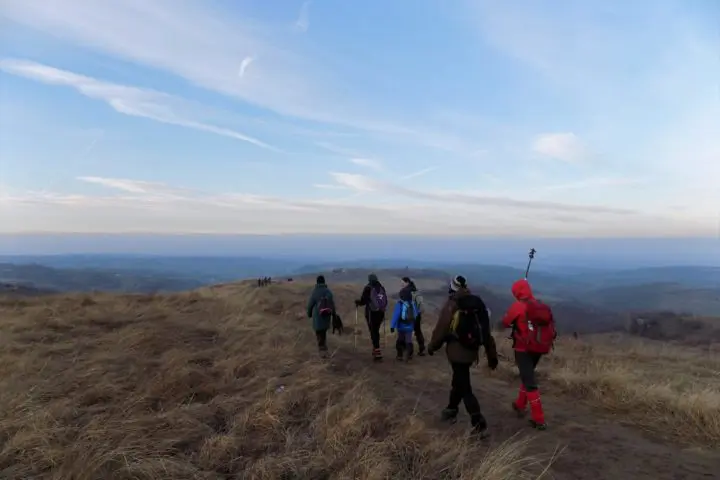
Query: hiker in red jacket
501 278 555 430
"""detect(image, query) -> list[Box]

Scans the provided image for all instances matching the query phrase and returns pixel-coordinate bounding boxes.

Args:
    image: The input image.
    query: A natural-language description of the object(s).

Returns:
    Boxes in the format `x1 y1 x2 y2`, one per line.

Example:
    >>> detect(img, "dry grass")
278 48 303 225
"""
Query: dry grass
0 282 553 479
494 331 720 447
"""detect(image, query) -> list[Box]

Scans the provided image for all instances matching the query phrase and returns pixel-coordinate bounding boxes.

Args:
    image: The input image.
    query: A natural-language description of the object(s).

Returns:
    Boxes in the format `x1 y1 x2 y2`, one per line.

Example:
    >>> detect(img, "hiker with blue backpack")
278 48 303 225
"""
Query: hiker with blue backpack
390 278 420 361
306 275 336 359
355 273 388 361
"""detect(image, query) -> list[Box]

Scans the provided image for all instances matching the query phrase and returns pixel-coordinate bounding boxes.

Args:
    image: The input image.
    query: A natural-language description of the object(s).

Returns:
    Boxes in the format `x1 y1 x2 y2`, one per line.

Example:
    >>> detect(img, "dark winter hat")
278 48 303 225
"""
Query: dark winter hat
316 275 326 284
401 276 411 283
368 273 379 283
449 275 467 292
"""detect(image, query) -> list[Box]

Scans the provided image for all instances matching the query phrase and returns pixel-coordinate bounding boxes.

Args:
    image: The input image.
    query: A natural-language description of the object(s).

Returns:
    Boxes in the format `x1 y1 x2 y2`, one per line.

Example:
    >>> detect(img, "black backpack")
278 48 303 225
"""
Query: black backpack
318 294 333 318
450 294 487 351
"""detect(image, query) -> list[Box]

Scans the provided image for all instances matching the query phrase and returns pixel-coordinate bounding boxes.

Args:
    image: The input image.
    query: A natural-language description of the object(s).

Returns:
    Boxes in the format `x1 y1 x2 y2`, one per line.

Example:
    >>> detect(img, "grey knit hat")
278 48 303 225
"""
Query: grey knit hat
449 275 467 292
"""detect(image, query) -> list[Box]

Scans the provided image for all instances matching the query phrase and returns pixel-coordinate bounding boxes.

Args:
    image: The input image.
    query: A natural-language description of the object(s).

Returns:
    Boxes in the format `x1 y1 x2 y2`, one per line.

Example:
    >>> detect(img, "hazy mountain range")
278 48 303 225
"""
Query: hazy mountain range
1 255 718 320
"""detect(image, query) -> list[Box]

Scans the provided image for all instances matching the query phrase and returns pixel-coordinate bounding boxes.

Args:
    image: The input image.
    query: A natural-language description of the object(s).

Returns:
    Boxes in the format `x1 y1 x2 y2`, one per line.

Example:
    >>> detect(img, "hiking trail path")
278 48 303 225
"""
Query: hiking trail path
324 330 720 480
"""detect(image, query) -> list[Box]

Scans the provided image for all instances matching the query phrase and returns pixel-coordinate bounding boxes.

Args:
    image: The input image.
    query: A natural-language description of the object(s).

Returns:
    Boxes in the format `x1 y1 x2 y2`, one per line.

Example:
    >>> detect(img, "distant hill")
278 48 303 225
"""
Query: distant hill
581 283 720 316
0 263 206 294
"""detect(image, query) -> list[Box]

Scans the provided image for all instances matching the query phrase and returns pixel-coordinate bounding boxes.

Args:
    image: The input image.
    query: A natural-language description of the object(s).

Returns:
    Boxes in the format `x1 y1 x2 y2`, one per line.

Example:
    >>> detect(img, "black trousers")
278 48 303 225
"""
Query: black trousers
447 362 485 427
414 313 426 349
365 311 385 349
515 351 542 391
315 329 328 350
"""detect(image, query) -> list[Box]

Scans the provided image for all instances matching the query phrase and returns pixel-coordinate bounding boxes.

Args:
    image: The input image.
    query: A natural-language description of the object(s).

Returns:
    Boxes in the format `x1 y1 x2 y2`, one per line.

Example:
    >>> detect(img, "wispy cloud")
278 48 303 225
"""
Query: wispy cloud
0 59 279 151
238 56 254 78
4 177 709 236
350 157 384 171
541 177 646 192
295 1 311 33
401 167 437 180
328 172 635 215
76 176 192 196
532 133 586 163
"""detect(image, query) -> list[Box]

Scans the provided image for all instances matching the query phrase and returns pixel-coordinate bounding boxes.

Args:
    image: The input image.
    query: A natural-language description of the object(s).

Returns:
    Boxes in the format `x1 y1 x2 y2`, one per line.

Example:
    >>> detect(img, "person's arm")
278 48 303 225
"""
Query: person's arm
306 289 317 318
428 300 453 353
477 302 498 368
501 302 523 328
390 302 401 331
355 285 370 306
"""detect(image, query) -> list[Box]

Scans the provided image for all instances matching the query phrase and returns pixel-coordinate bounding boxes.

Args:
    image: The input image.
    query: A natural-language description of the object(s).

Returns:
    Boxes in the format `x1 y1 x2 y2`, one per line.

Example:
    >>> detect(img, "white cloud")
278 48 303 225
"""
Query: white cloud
1 179 711 236
295 1 311 33
349 158 384 171
238 56 254 78
532 133 586 163
0 59 279 151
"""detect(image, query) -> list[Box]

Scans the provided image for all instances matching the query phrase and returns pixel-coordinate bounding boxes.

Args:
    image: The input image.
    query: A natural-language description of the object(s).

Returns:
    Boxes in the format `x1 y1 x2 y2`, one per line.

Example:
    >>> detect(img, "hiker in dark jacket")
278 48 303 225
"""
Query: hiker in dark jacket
403 276 427 355
354 273 388 360
427 275 498 439
306 275 336 358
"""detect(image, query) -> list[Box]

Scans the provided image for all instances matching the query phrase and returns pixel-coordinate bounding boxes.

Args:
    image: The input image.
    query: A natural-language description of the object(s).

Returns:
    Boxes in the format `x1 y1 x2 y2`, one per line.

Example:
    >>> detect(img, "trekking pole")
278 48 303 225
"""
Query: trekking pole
524 248 536 279
354 308 358 351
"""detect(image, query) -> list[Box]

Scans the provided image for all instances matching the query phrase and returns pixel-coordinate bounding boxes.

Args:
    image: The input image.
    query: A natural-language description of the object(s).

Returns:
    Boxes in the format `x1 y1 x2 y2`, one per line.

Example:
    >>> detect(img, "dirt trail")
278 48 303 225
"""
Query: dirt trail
324 336 720 480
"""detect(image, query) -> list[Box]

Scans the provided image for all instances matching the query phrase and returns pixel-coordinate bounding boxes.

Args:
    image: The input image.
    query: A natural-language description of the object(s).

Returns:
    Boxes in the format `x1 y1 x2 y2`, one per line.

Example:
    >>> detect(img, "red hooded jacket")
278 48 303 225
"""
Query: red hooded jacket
501 279 535 352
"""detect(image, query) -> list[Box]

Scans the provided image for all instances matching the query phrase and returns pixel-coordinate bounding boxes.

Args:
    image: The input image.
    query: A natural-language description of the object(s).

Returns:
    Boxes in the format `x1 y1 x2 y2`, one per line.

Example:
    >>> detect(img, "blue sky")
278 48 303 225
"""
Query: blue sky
0 0 717 236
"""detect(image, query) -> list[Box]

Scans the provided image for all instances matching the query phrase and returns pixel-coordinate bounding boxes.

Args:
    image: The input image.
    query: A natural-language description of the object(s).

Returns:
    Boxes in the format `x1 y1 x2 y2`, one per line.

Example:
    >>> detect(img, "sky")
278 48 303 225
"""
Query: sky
0 0 718 237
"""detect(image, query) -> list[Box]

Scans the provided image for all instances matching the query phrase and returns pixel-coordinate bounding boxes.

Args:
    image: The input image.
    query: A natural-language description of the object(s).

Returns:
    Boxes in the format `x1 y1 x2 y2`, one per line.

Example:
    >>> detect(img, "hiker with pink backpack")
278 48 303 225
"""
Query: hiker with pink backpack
306 275 337 359
354 273 388 361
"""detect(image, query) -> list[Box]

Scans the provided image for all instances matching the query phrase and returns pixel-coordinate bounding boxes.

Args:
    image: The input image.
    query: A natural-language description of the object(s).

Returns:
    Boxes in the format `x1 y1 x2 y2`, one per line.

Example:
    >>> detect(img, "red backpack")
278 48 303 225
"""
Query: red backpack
522 299 557 354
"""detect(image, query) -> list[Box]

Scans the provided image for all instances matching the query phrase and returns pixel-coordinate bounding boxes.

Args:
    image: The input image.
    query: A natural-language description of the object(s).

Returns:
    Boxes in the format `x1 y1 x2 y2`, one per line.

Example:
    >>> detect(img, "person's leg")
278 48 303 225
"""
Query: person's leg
395 330 405 360
452 362 486 433
526 352 546 428
368 313 383 359
315 329 328 357
442 362 463 421
404 331 414 360
414 313 426 355
514 351 546 428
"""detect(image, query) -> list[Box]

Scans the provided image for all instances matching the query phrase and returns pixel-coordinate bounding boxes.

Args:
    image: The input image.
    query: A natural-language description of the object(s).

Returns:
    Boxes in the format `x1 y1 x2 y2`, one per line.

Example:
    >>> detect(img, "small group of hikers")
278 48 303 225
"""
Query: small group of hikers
306 272 557 439
257 277 272 287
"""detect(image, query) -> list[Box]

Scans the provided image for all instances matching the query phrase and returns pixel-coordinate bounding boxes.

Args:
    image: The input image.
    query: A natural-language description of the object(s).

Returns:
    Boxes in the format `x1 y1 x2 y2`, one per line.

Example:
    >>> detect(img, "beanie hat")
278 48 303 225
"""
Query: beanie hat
316 275 326 285
449 275 467 292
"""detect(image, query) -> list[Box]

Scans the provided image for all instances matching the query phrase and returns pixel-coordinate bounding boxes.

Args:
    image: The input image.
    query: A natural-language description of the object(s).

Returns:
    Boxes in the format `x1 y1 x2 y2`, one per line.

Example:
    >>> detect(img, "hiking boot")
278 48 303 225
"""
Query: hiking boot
405 343 414 361
440 408 458 424
319 347 329 359
372 348 383 361
529 419 547 430
417 346 426 356
470 424 490 440
470 413 489 439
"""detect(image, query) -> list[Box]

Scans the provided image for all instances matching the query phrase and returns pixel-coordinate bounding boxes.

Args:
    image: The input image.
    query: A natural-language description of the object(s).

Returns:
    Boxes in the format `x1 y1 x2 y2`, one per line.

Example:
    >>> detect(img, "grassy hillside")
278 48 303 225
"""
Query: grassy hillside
1 281 719 479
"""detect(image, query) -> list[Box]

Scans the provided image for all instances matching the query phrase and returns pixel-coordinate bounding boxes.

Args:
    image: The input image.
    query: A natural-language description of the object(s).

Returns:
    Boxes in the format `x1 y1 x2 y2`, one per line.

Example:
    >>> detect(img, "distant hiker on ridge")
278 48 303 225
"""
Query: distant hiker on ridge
306 275 336 359
390 278 418 361
404 277 427 356
501 278 557 431
427 275 498 440
355 273 388 361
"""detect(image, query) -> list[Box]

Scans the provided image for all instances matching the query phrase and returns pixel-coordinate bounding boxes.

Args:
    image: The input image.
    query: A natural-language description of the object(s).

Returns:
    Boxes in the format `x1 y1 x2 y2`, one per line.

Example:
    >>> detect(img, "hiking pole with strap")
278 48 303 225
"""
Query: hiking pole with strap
354 308 358 351
525 248 536 279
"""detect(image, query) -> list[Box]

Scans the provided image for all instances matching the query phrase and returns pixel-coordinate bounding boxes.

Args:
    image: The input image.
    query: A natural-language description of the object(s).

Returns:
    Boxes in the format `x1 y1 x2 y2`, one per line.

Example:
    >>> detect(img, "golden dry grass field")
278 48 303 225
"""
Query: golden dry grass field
1 280 718 479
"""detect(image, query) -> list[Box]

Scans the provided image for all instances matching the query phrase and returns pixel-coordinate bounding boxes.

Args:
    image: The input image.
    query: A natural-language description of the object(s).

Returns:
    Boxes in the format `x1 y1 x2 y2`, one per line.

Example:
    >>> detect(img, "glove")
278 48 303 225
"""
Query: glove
487 356 499 370
354 300 361 307
390 328 395 333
